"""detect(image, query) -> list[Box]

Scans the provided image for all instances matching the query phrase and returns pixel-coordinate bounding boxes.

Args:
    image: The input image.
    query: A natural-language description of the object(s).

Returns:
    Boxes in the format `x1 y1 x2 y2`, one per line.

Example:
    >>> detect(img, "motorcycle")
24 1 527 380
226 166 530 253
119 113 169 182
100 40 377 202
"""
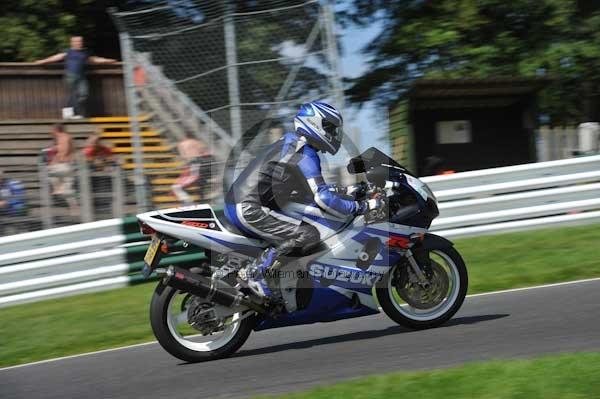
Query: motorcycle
136 147 468 362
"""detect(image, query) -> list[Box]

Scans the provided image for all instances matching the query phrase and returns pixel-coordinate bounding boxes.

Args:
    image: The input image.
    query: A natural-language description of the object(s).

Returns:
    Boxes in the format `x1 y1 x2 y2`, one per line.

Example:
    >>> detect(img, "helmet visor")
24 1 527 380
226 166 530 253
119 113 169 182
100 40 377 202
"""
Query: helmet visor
322 119 341 140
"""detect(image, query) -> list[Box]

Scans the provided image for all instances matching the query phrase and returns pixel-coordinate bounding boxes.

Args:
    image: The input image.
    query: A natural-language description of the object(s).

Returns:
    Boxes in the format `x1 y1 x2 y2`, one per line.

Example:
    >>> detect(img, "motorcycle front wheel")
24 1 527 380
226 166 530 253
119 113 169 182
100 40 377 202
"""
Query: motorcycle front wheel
376 244 468 330
150 283 255 362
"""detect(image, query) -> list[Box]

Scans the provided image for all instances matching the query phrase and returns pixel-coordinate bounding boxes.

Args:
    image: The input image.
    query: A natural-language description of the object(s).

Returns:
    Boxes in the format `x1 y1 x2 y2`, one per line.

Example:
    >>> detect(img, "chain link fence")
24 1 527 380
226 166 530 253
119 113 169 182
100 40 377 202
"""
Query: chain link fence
1 153 137 236
38 155 135 229
0 1 349 236
110 0 346 211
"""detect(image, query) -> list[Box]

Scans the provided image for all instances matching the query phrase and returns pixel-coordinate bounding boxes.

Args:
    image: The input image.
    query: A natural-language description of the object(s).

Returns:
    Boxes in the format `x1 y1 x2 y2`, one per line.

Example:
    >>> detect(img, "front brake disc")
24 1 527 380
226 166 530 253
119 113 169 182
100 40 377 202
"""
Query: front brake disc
397 260 449 309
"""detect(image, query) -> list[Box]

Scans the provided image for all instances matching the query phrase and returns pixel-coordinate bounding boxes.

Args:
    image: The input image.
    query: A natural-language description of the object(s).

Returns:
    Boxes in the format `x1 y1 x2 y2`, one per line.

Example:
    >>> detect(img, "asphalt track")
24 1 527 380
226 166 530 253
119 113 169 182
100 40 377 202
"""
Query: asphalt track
2 279 600 399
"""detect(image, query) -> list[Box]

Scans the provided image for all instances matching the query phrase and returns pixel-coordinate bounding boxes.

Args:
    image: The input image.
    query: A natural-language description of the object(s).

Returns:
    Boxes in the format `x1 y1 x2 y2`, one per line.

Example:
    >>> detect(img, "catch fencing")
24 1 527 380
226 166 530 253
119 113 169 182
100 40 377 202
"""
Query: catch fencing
2 156 133 236
1 155 600 308
109 0 344 210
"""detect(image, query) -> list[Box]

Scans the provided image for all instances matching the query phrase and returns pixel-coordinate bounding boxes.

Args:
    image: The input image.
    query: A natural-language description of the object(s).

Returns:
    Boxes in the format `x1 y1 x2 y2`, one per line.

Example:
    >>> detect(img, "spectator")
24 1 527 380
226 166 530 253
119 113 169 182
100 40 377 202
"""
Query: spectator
172 132 213 205
83 134 114 171
133 65 147 86
35 36 118 118
0 170 26 218
83 134 115 212
48 124 79 216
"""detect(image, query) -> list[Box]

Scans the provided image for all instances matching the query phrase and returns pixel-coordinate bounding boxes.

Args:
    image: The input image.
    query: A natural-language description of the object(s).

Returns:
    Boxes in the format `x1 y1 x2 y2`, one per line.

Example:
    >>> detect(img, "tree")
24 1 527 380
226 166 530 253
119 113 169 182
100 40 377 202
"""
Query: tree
343 0 600 124
0 1 133 62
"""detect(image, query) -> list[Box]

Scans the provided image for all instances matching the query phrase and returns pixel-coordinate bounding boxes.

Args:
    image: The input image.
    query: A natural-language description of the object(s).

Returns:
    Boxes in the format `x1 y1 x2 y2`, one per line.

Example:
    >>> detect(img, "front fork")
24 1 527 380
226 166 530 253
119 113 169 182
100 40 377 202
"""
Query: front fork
405 247 433 288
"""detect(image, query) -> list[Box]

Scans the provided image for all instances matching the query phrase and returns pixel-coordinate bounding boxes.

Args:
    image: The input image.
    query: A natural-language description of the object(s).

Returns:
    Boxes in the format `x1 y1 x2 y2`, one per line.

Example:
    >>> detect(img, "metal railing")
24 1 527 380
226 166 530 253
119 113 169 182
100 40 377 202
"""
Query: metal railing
36 156 133 230
1 155 600 307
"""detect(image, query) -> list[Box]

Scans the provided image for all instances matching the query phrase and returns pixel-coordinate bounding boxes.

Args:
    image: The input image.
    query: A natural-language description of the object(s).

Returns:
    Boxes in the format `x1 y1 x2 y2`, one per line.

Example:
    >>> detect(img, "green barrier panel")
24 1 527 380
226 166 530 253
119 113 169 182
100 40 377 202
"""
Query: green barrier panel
121 215 141 235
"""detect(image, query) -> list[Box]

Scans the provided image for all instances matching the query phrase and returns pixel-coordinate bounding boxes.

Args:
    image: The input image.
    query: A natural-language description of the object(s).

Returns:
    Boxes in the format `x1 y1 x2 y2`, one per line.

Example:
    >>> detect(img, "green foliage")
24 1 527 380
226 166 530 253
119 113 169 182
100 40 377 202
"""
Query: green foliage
0 0 126 62
0 1 74 61
344 0 600 123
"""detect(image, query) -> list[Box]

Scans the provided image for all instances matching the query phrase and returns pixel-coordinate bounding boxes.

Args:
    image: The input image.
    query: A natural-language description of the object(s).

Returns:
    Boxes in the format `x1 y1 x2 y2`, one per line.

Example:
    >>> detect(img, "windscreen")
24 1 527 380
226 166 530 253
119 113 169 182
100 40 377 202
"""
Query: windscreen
347 147 410 174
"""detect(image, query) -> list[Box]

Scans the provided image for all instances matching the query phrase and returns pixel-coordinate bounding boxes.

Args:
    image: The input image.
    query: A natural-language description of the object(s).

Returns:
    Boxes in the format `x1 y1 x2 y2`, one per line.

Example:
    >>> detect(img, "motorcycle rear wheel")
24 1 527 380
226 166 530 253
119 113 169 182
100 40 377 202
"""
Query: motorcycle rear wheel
150 283 255 362
376 245 468 330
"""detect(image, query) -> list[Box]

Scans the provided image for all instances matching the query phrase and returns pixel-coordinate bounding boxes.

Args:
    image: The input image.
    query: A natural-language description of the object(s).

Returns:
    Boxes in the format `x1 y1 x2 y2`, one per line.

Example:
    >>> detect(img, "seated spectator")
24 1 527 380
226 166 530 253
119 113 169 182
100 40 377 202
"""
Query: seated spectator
47 124 79 216
83 134 114 171
0 170 26 218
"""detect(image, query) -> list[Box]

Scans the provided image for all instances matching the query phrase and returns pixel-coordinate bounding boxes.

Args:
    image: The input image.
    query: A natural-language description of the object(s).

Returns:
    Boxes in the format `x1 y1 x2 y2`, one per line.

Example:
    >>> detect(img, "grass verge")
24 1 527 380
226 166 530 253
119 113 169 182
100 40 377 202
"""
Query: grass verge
1 224 600 368
251 352 600 399
455 223 600 293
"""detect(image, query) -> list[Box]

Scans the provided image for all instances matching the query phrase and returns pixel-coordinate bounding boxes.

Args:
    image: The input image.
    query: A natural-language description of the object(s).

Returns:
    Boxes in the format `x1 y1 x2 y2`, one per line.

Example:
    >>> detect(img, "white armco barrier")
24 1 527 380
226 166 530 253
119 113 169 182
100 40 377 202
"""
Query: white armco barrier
0 235 127 267
1 155 600 307
437 183 600 217
0 218 124 254
430 170 600 201
422 155 600 235
0 275 135 307
432 198 600 230
422 154 600 191
0 249 127 284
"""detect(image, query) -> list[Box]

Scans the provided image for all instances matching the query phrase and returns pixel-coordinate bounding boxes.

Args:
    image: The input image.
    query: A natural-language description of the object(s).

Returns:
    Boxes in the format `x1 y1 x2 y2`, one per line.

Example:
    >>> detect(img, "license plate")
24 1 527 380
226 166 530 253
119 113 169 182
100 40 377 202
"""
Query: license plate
143 236 162 274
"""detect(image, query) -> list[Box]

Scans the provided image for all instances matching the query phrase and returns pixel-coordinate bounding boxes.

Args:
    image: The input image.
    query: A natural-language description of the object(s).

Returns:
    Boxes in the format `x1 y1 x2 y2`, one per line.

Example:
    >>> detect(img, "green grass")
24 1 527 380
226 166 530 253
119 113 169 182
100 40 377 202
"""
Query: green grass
251 352 600 399
1 224 600 368
0 282 157 367
455 223 600 293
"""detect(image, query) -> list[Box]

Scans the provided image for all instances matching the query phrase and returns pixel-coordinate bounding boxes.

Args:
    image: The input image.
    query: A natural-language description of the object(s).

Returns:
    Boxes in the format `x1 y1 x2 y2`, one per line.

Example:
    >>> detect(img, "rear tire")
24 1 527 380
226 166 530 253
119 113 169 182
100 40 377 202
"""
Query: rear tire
150 283 254 362
376 245 468 330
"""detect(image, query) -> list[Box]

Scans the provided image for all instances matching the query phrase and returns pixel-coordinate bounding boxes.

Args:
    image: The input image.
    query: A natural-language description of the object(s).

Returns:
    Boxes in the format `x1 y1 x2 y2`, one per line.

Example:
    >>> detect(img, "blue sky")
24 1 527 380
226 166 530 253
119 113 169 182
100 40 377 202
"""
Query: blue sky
336 13 390 155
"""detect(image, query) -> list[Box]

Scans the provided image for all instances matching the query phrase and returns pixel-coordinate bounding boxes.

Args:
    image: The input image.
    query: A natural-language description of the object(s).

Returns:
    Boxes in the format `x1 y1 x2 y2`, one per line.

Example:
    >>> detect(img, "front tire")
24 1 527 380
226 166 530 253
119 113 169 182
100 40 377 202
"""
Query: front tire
376 245 468 330
150 284 255 362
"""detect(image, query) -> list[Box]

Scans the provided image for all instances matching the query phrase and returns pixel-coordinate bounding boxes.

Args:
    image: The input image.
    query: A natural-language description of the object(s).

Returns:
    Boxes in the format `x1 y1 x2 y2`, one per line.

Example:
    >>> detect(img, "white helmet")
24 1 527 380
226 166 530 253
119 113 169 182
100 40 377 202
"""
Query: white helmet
294 101 343 154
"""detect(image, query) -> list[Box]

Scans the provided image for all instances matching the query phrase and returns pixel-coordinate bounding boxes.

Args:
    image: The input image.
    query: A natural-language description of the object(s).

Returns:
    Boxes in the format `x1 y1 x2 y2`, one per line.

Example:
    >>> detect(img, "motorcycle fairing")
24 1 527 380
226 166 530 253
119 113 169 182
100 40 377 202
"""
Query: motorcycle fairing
137 204 265 254
278 202 352 240
254 219 427 331
137 205 427 331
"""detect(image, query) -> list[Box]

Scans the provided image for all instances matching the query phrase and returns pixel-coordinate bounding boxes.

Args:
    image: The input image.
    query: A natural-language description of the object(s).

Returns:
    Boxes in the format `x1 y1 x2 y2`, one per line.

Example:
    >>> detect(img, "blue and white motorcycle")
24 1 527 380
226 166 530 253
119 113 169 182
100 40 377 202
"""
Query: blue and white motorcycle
137 148 468 362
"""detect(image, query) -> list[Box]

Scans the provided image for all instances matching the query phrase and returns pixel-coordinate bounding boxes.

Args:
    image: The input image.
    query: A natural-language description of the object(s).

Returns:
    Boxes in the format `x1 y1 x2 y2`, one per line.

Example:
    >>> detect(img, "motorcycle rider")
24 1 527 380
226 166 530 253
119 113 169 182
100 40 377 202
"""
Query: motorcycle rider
224 101 385 302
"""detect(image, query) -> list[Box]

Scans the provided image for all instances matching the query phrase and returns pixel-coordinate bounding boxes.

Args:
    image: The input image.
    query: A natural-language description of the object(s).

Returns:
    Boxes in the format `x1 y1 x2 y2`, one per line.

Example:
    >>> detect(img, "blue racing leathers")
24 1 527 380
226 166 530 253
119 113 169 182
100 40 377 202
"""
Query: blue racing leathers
225 132 362 253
